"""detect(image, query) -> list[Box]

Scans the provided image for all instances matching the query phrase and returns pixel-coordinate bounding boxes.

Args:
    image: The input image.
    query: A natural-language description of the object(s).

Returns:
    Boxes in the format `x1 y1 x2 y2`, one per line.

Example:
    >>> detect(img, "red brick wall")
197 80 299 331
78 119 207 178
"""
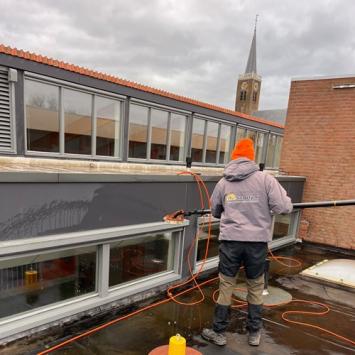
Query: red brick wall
280 77 355 250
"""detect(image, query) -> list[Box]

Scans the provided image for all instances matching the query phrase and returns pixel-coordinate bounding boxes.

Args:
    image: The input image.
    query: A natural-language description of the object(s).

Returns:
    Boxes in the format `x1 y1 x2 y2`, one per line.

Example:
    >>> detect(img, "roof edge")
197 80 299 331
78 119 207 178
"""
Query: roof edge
292 74 355 82
0 43 284 129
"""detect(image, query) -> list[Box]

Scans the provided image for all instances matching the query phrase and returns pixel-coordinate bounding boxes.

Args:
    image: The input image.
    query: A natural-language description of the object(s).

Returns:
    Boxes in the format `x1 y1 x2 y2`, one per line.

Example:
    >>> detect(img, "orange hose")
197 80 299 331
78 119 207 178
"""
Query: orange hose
38 171 355 352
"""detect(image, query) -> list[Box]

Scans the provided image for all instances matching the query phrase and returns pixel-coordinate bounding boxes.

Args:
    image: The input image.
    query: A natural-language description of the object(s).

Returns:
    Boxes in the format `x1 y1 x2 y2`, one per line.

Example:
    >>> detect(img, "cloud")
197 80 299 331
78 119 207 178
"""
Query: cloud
0 0 354 110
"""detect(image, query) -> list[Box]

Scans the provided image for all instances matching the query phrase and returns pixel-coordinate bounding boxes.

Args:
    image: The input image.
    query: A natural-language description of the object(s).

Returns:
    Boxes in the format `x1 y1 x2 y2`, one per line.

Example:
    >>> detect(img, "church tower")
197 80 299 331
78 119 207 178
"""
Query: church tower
235 19 262 114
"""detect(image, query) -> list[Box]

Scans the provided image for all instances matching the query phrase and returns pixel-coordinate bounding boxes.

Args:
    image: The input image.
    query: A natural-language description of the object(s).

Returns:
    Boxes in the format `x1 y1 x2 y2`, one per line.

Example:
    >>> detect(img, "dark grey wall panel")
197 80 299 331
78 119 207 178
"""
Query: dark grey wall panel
0 176 304 243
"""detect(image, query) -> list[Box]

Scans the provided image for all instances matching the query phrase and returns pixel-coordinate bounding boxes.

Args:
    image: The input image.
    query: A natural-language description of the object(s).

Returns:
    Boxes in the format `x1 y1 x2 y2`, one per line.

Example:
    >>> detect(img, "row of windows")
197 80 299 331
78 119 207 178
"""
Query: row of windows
24 77 283 168
0 208 297 321
239 91 257 102
0 230 177 319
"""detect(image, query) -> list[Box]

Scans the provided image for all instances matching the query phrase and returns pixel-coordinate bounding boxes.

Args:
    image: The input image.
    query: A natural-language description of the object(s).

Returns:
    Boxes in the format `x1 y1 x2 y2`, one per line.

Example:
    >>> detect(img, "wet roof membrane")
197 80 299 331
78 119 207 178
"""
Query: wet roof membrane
301 259 355 288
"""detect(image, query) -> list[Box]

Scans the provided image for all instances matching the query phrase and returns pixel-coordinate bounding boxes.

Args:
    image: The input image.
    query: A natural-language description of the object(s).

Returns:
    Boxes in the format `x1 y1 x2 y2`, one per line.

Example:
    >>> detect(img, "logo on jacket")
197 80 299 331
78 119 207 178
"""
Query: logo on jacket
225 193 237 202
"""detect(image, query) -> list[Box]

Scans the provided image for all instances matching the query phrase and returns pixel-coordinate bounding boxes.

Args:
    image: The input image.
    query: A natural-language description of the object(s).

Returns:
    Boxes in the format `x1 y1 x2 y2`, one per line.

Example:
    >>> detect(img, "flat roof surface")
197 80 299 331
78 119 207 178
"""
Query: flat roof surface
2 243 355 354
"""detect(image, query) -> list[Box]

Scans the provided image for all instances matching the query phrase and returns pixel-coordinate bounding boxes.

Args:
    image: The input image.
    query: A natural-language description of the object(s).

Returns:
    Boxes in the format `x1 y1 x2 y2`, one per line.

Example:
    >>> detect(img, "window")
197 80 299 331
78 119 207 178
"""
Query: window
273 214 292 240
109 232 176 287
64 89 92 155
170 113 186 161
150 109 169 160
266 134 283 168
235 126 246 143
196 220 220 262
191 117 232 165
0 246 96 319
128 103 187 162
219 124 231 164
255 131 266 164
205 121 219 163
240 90 247 101
96 96 121 157
128 104 149 159
253 92 257 102
24 77 123 158
25 80 60 152
191 118 205 163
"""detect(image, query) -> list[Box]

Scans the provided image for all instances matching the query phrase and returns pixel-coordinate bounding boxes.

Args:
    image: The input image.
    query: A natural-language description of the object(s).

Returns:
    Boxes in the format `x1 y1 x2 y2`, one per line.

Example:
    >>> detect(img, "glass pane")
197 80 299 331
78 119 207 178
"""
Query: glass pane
266 134 277 167
235 127 246 144
64 89 92 155
273 214 291 239
25 80 59 152
96 97 121 157
170 113 186 161
196 222 220 261
150 109 168 160
109 232 175 287
218 125 231 164
205 121 219 163
0 246 96 319
255 131 266 164
191 118 205 163
245 129 257 145
128 104 149 159
274 136 283 168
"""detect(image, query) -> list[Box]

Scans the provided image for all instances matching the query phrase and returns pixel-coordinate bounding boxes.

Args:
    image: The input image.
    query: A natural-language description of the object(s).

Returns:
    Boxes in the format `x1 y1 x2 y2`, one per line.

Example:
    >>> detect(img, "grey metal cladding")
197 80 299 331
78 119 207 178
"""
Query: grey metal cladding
0 68 13 151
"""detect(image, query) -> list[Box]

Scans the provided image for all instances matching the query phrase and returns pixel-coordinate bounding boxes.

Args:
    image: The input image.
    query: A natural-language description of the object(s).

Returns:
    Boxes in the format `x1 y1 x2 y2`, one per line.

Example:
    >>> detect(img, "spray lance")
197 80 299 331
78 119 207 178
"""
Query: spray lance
164 199 355 223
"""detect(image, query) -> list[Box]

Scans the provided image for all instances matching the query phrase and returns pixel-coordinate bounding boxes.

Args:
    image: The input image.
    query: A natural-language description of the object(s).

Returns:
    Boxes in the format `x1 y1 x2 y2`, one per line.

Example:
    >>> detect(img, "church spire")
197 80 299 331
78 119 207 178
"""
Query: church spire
235 15 262 114
245 15 258 74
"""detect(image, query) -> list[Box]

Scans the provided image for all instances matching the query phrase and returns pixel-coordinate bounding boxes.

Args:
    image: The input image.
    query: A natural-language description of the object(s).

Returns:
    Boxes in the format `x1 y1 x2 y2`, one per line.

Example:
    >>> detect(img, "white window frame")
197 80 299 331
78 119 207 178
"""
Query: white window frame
128 100 189 164
0 221 187 340
23 72 125 161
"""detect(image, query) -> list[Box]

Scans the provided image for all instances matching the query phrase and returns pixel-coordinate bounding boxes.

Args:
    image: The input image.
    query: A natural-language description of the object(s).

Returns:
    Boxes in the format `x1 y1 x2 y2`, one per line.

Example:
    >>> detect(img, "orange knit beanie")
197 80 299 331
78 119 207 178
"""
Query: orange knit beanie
231 138 255 161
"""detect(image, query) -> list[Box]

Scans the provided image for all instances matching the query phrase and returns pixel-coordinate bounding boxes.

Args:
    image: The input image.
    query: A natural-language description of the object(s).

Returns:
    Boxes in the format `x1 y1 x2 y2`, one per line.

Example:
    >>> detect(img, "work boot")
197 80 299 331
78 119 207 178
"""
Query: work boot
201 328 227 346
248 329 261 346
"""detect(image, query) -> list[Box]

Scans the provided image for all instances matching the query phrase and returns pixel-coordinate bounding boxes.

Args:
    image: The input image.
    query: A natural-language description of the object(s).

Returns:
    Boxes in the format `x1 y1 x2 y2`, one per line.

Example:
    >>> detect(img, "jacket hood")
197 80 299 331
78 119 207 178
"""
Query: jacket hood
224 158 259 181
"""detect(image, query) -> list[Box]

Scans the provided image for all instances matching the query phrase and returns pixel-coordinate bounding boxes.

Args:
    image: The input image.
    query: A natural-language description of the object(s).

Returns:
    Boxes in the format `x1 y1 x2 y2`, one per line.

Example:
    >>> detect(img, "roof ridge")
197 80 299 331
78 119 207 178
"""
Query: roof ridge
0 43 284 129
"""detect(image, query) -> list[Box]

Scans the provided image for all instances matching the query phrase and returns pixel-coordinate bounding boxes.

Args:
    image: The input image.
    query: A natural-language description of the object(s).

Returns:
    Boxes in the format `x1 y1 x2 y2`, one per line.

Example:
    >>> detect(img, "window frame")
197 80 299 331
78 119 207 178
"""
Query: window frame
191 115 234 167
23 73 125 161
265 132 283 169
0 221 187 334
128 100 189 164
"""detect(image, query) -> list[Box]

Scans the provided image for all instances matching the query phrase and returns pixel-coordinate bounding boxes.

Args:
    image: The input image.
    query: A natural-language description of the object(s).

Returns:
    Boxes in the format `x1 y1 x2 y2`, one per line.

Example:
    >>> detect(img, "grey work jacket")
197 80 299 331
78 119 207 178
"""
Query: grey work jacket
211 158 293 242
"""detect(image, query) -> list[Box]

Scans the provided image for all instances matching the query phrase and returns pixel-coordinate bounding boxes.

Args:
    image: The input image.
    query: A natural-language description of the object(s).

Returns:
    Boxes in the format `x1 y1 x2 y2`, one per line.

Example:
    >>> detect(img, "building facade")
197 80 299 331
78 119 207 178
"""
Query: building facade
280 75 355 250
0 45 304 341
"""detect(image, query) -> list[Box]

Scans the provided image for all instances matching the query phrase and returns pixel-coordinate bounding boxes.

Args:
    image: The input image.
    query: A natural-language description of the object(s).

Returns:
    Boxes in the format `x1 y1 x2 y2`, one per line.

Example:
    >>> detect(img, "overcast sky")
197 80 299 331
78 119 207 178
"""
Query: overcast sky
1 0 354 110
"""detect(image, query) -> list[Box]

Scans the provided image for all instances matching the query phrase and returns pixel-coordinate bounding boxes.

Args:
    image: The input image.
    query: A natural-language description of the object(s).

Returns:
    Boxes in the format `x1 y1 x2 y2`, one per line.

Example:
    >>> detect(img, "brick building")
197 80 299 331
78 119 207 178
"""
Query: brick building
280 76 355 250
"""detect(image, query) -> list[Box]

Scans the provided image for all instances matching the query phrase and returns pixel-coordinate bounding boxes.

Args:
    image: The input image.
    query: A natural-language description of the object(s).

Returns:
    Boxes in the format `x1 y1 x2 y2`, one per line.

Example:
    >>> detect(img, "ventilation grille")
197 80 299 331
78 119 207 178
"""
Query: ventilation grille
0 69 12 151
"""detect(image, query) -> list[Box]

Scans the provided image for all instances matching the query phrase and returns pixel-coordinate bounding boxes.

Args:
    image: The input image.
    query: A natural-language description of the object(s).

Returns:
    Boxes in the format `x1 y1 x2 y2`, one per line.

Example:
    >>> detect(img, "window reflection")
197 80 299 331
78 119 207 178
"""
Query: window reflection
109 232 175 286
219 125 231 164
273 214 291 239
255 132 265 164
0 246 96 319
197 221 220 261
25 80 60 152
150 109 168 160
96 96 120 157
170 113 186 161
64 89 92 155
129 104 149 159
191 118 205 163
205 121 219 163
266 134 277 167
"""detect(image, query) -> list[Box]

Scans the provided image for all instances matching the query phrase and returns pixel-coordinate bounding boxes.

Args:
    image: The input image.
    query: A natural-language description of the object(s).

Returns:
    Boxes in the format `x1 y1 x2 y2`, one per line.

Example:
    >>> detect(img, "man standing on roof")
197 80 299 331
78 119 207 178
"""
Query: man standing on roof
202 138 292 347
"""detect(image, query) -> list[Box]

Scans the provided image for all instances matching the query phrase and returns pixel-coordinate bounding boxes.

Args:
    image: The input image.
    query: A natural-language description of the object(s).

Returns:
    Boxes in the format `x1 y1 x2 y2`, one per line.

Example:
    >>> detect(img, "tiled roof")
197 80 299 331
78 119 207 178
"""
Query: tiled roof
0 44 284 129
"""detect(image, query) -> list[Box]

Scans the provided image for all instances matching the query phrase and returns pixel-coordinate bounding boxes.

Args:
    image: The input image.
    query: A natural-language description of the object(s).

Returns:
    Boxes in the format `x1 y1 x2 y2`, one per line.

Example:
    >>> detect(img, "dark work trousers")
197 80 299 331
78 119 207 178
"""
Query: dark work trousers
212 241 267 334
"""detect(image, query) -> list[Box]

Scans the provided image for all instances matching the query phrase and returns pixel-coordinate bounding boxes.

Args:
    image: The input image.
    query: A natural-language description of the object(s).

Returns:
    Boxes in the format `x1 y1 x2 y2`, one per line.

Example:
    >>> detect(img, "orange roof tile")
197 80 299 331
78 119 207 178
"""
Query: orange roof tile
0 44 284 129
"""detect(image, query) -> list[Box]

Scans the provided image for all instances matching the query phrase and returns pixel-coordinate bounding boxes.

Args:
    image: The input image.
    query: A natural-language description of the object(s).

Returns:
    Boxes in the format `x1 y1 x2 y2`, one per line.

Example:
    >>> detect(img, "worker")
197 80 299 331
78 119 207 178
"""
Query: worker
202 138 292 347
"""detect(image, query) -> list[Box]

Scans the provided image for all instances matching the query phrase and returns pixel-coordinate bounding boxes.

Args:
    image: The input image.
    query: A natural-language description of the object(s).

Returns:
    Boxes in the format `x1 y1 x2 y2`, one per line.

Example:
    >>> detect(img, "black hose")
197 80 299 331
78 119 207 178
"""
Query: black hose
176 199 355 217
292 199 355 209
